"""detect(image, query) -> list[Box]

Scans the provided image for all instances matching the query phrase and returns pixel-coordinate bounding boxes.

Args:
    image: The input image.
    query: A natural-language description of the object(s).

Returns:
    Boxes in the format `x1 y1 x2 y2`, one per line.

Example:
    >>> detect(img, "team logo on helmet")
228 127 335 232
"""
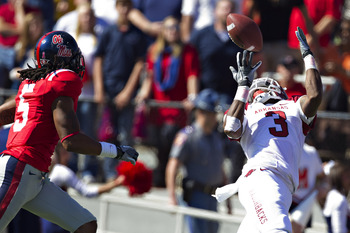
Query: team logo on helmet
57 45 72 57
52 34 63 44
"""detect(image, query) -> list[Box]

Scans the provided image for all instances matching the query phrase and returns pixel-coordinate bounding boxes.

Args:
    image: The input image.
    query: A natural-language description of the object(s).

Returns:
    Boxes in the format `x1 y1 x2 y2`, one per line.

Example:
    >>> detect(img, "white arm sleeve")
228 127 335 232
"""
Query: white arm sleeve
296 97 315 125
49 164 99 198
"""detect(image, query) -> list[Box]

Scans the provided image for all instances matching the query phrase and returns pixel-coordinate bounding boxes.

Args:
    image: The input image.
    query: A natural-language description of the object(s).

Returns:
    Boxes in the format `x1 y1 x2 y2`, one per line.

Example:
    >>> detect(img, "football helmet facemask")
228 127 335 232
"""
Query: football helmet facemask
34 31 85 78
248 77 288 104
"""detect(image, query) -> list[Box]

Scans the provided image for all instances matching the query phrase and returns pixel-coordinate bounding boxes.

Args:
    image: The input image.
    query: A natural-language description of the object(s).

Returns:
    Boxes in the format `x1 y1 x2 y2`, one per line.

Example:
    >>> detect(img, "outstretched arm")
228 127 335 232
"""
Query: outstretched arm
128 9 162 37
295 27 323 119
223 50 261 139
52 96 138 164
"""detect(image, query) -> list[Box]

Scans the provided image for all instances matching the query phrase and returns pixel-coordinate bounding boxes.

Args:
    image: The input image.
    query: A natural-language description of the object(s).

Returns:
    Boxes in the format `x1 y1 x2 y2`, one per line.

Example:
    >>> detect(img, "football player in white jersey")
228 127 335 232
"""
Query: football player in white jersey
222 27 323 232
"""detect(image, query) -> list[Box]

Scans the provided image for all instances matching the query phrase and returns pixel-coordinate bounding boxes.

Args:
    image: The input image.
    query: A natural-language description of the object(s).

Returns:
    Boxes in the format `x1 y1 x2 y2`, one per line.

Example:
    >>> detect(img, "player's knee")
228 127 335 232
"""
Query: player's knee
74 220 97 233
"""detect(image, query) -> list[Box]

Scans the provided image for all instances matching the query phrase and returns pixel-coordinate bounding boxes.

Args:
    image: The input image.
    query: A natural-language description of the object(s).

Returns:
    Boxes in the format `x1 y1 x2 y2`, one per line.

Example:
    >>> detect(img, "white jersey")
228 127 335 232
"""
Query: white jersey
293 143 323 202
239 97 313 191
323 189 350 233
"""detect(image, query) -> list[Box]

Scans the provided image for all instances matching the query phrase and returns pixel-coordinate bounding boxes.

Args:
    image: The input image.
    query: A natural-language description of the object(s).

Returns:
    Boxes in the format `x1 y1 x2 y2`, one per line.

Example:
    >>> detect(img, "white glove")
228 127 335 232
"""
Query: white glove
229 50 261 87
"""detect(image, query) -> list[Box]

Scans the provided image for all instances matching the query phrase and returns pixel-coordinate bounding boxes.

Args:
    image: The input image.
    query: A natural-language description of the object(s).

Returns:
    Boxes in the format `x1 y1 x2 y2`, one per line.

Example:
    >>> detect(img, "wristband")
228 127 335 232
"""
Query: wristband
187 93 197 102
238 79 251 87
99 142 117 158
234 86 250 103
304 54 318 71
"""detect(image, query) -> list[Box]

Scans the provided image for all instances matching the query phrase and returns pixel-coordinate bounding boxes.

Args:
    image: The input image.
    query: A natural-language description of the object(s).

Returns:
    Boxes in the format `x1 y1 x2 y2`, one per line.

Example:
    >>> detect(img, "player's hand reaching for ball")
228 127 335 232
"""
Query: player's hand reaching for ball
230 50 261 88
295 27 313 58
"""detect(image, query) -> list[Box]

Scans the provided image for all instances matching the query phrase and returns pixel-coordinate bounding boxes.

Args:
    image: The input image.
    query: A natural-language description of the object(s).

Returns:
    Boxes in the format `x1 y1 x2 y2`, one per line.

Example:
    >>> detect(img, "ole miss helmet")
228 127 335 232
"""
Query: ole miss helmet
34 31 85 78
248 77 288 104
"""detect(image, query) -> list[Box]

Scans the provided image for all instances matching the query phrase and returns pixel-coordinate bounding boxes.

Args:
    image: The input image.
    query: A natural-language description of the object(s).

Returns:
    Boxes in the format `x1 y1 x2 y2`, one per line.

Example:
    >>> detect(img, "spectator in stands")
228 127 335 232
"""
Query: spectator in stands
90 0 118 24
135 16 200 187
54 0 109 37
72 2 100 183
180 0 218 43
128 0 183 45
343 0 350 20
0 0 39 91
166 89 229 233
26 0 55 33
276 54 306 98
288 0 342 66
93 0 147 181
189 0 246 184
289 143 326 233
54 0 75 22
321 18 350 112
9 12 43 89
243 0 317 73
190 0 242 110
323 160 350 233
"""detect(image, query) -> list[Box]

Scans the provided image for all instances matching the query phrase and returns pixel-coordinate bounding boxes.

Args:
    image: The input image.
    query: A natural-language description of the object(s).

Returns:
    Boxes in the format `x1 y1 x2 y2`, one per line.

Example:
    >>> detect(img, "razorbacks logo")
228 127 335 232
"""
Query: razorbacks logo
57 44 72 57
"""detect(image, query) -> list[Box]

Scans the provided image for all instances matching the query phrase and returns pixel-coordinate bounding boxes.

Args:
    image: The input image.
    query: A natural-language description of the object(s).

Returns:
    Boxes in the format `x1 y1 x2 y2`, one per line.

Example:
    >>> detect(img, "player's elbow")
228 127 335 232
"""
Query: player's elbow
61 139 75 152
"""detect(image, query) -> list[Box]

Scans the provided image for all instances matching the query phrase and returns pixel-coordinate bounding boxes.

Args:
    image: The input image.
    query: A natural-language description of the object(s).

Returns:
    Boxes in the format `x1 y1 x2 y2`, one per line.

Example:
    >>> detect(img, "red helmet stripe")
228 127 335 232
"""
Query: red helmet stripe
35 34 48 68
35 31 56 68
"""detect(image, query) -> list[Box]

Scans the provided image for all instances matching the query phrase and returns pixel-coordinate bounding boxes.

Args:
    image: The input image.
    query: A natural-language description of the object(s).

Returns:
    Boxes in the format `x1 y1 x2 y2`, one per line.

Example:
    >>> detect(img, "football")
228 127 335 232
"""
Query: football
226 13 263 52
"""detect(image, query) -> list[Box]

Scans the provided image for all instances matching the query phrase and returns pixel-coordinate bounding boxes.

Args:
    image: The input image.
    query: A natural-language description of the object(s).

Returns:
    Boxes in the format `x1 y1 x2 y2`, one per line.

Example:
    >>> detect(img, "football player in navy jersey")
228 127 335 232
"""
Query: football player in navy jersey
0 31 138 233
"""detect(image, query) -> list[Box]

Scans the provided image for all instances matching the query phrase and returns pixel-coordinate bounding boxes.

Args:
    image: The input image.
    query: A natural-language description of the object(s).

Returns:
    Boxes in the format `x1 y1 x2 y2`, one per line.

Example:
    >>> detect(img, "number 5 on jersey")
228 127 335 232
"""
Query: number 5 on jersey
13 84 35 132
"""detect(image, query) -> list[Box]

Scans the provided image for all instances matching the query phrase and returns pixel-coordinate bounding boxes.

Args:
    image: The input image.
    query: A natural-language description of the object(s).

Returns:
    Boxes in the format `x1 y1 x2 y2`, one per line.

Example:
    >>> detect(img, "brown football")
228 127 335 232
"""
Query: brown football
226 13 263 52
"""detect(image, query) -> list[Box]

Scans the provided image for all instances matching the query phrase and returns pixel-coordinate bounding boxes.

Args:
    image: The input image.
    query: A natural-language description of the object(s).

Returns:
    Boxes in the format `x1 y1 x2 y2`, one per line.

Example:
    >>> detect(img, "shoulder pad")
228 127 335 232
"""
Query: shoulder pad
46 69 80 82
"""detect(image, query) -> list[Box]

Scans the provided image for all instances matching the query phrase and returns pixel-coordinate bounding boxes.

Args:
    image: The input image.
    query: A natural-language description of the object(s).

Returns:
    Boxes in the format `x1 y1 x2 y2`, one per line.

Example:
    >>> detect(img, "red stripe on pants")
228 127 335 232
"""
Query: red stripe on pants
0 160 26 218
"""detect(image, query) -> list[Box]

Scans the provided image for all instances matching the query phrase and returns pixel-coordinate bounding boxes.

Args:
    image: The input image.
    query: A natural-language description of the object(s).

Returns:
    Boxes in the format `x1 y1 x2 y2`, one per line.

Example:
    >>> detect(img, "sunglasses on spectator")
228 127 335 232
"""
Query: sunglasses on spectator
164 24 179 30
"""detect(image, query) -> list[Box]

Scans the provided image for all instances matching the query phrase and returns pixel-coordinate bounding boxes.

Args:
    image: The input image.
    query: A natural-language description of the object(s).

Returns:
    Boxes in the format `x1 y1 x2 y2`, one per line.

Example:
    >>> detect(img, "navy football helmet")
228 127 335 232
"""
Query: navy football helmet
34 31 85 78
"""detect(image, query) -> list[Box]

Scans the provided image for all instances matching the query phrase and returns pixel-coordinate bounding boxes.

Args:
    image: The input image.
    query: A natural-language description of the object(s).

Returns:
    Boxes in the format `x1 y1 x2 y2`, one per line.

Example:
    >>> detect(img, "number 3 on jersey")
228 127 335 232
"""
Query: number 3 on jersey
13 84 35 132
265 111 289 137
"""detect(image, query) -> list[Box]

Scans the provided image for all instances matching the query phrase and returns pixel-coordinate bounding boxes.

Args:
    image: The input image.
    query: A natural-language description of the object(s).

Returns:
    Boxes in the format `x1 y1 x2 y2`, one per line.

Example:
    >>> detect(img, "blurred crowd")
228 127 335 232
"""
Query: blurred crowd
1 0 350 232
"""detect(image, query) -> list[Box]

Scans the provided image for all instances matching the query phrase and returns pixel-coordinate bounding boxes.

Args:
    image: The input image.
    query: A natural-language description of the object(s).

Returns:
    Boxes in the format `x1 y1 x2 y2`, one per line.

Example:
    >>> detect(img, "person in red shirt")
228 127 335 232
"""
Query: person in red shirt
136 16 200 187
0 31 138 233
288 0 342 66
0 0 40 89
276 54 307 98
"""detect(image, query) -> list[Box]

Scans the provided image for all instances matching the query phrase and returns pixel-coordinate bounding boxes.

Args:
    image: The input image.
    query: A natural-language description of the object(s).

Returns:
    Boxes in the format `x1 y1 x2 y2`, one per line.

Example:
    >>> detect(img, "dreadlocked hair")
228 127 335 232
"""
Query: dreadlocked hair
18 54 83 82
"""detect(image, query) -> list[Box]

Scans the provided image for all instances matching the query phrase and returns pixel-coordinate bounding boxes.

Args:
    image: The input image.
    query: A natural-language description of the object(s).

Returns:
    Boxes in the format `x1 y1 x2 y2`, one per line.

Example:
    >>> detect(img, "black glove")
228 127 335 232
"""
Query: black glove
295 27 313 58
229 50 262 88
116 145 139 165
